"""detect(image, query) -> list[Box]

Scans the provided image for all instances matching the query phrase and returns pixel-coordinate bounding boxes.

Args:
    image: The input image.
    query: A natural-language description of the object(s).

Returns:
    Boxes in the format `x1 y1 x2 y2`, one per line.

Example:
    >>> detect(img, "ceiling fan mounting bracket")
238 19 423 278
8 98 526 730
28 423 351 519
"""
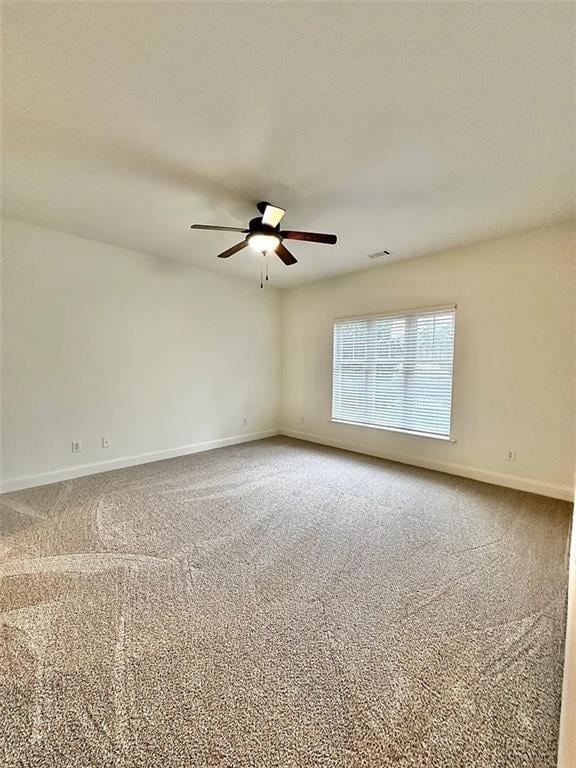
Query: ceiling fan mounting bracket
256 201 271 215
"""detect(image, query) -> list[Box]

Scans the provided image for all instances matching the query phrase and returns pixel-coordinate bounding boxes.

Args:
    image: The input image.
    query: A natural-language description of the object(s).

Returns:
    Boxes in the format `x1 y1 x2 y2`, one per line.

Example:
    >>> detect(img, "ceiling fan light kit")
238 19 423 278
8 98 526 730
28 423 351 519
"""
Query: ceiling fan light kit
190 202 337 286
247 232 281 254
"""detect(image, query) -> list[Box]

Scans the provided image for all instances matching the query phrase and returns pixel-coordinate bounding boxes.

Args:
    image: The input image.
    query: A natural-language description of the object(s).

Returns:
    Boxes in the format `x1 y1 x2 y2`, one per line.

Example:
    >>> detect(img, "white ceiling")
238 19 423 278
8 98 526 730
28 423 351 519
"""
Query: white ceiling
3 2 574 287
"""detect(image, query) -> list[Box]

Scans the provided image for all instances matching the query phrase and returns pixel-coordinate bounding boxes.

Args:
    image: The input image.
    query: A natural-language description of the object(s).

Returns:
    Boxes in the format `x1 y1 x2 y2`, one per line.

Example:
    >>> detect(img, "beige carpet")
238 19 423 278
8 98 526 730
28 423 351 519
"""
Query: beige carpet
0 437 571 767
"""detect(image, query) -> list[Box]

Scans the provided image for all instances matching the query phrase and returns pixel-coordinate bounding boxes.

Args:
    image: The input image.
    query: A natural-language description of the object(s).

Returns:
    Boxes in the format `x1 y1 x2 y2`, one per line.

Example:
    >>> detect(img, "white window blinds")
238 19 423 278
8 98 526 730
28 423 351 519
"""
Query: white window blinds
332 306 455 438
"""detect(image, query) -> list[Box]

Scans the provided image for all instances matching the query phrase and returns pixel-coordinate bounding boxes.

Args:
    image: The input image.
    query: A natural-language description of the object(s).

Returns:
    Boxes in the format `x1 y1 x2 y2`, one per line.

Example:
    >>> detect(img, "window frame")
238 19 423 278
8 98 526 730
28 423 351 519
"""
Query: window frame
330 304 457 442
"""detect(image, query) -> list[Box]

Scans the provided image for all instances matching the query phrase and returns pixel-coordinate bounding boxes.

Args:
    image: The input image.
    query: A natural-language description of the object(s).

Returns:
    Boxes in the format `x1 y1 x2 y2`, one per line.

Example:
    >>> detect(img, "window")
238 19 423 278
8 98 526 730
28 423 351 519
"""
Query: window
332 306 456 439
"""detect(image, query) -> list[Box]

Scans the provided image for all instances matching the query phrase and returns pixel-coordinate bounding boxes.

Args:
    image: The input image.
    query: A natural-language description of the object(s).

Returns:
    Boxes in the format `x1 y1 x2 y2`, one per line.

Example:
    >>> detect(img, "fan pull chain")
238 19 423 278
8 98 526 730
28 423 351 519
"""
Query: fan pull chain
259 252 273 288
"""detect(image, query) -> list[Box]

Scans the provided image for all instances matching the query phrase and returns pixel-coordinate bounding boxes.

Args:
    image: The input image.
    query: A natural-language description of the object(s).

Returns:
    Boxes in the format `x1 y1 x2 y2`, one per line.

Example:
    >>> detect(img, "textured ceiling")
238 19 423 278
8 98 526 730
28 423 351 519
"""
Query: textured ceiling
3 2 574 287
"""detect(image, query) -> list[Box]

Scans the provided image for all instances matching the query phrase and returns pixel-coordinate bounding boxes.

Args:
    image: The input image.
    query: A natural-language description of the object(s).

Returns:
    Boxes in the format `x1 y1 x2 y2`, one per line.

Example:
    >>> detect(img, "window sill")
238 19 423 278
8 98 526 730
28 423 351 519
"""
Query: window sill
330 418 456 443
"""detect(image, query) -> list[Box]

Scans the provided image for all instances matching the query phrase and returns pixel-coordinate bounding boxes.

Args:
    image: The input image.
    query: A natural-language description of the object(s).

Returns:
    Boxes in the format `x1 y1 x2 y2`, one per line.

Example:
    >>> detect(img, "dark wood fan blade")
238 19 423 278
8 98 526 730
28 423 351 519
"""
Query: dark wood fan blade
216 241 249 259
261 204 286 227
191 224 248 232
280 230 337 244
276 243 298 266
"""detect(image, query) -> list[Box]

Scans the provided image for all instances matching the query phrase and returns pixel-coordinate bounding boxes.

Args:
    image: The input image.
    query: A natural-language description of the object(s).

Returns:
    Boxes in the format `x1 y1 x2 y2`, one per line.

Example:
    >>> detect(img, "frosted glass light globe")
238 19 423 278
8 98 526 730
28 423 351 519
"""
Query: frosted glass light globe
248 233 280 253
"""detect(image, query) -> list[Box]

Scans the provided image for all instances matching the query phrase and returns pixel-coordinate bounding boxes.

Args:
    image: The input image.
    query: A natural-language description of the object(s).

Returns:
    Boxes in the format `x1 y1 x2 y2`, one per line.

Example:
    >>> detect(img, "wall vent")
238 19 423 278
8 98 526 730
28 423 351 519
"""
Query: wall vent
368 249 392 260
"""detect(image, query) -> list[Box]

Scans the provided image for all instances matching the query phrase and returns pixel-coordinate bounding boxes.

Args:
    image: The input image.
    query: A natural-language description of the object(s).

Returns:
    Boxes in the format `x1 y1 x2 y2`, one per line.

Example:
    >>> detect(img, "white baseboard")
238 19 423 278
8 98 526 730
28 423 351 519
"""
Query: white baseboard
281 428 574 502
0 429 279 494
3 427 572 502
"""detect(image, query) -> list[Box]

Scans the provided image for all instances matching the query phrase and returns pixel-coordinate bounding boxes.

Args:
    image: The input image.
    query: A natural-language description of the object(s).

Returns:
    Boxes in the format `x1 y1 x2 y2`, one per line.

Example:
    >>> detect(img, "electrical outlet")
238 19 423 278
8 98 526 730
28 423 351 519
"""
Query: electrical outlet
506 449 517 462
300 416 305 425
71 440 82 453
101 437 111 449
242 417 248 426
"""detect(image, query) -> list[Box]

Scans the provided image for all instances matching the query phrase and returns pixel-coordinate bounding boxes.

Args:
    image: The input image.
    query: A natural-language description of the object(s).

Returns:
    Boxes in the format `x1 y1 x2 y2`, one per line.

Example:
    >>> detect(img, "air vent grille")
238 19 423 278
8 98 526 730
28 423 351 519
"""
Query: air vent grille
368 249 392 260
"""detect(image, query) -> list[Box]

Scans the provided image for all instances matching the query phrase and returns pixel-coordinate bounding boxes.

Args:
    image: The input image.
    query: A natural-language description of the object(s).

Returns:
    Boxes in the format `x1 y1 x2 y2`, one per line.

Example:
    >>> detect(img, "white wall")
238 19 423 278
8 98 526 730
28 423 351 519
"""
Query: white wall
2 219 574 499
281 224 575 500
1 218 280 489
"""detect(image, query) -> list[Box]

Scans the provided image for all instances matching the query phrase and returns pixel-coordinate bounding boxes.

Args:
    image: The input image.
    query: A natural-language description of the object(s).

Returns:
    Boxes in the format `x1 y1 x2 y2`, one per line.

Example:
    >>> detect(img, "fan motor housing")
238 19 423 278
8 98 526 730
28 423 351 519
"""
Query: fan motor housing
248 217 281 235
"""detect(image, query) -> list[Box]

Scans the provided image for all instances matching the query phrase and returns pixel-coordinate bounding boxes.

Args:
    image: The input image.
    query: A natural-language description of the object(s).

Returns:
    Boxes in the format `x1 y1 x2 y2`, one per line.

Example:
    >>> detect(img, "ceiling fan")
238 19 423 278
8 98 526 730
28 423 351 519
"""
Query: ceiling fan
191 202 337 267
